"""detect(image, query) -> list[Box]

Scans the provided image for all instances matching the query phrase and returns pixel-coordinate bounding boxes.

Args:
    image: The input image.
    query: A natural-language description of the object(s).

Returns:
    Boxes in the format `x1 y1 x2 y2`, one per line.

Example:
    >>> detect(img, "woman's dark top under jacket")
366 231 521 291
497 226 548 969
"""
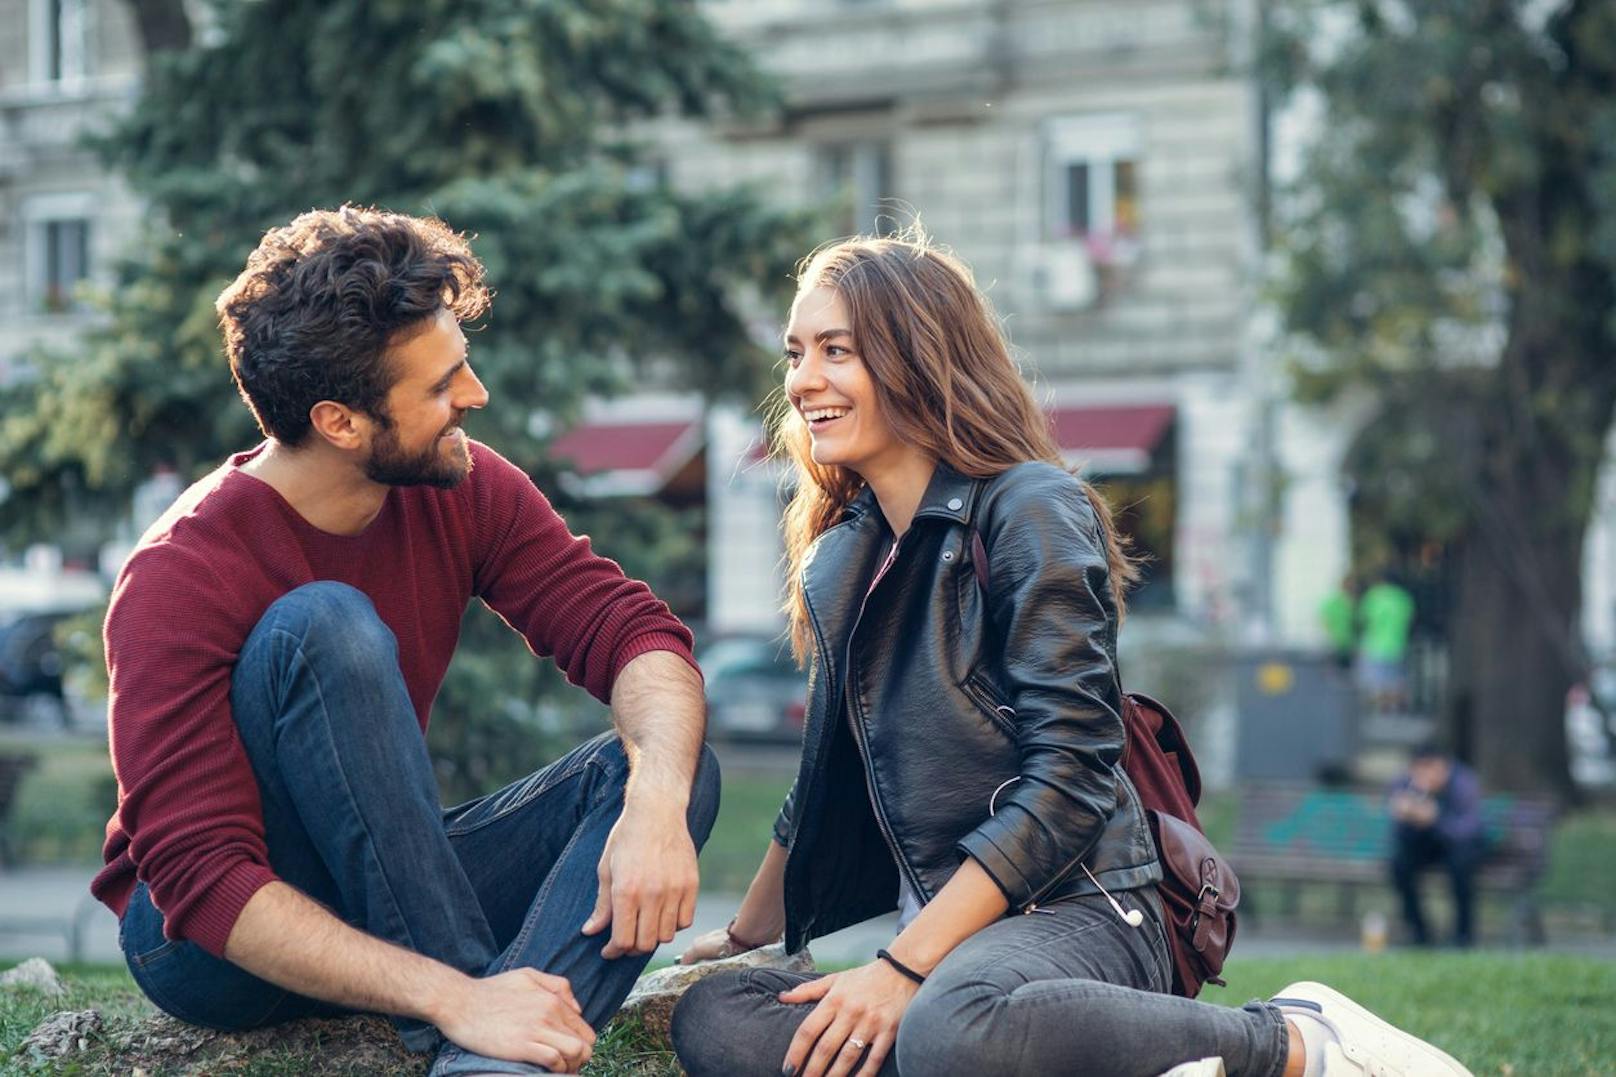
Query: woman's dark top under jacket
774 460 1161 954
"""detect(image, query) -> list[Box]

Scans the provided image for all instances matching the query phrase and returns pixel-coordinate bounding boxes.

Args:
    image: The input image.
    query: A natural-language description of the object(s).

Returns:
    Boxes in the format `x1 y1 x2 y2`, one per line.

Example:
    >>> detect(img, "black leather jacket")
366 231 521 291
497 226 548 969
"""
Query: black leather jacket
774 460 1160 953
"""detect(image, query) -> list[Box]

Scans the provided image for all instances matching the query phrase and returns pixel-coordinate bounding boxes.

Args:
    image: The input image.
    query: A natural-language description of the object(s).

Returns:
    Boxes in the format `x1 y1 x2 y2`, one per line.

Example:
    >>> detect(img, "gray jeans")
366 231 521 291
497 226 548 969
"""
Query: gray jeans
671 888 1288 1077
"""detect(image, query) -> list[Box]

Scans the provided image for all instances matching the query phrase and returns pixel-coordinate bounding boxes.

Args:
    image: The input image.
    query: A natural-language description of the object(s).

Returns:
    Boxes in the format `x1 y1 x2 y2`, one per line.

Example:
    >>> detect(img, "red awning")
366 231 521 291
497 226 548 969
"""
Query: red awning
550 419 702 496
1048 404 1174 474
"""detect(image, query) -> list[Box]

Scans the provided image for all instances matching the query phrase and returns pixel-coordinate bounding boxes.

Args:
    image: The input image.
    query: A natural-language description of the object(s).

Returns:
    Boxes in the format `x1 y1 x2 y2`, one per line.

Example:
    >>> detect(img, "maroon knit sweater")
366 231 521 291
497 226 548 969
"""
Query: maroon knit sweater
94 440 698 956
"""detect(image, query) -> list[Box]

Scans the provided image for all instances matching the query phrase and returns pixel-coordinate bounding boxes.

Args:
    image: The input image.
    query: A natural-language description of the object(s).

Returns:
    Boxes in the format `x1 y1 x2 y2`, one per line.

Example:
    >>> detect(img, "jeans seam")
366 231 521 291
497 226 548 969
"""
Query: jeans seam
492 797 604 975
964 907 1117 973
281 632 424 955
444 745 604 839
129 949 288 1031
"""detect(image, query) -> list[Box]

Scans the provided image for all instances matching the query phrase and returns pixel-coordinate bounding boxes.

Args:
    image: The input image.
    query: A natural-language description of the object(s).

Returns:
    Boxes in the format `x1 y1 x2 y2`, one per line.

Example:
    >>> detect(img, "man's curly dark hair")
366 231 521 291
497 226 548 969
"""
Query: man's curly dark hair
216 206 490 445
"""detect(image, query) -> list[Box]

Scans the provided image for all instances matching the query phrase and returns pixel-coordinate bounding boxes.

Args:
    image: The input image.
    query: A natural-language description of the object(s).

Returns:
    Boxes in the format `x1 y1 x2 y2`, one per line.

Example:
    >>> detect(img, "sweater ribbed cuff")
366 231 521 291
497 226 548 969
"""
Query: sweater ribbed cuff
609 631 703 688
179 860 278 958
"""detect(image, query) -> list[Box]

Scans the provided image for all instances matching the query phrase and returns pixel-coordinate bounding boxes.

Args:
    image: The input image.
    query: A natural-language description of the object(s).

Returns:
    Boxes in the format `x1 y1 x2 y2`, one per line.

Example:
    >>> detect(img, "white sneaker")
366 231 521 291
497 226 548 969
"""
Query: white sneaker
1271 981 1474 1076
1158 1059 1226 1077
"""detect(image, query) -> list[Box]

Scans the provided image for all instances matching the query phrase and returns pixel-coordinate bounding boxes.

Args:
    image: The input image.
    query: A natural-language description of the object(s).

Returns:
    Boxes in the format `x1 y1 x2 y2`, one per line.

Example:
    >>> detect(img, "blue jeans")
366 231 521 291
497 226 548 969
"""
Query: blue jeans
118 582 721 1075
672 889 1288 1077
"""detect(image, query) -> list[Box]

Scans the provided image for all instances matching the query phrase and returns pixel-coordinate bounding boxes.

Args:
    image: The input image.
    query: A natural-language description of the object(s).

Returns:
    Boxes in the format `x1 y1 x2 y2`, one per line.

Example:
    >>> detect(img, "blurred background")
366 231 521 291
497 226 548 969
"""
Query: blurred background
0 0 1614 969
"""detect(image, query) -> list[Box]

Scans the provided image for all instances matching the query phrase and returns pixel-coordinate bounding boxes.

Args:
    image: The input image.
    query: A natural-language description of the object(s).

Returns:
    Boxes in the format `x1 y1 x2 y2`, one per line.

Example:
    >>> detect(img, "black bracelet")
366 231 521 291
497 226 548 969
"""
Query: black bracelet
876 948 926 985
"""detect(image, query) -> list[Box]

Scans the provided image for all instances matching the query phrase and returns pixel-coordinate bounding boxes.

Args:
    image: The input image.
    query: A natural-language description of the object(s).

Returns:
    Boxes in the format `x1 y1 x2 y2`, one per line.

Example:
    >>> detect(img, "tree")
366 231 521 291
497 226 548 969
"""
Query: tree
0 0 814 796
125 0 191 52
1264 0 1616 797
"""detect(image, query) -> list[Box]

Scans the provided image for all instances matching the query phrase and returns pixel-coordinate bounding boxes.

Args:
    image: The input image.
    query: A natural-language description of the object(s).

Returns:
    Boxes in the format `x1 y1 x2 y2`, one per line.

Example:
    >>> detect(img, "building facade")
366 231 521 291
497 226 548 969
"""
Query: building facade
0 0 144 381
630 0 1341 640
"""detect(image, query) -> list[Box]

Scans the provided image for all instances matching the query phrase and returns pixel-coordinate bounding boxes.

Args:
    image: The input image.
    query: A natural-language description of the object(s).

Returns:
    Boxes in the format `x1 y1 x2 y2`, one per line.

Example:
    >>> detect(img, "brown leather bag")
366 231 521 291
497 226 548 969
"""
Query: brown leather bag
1121 694 1241 996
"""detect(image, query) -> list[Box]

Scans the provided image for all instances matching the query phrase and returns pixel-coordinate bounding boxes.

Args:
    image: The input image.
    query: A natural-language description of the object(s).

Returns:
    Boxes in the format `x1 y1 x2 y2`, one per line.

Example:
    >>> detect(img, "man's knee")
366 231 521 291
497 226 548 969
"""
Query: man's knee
254 582 397 671
234 582 404 744
688 744 722 848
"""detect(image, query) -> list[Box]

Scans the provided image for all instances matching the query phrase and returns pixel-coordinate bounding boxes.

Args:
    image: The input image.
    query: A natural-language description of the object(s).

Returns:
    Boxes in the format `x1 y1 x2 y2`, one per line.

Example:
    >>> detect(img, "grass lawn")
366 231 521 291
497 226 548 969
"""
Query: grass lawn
4 952 1612 1075
696 767 793 893
1201 951 1616 1076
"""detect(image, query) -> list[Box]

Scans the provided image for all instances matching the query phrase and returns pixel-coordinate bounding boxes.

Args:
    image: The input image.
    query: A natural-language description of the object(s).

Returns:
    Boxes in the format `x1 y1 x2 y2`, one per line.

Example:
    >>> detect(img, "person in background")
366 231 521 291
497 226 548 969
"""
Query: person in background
1389 743 1486 948
1318 574 1359 673
1356 574 1415 713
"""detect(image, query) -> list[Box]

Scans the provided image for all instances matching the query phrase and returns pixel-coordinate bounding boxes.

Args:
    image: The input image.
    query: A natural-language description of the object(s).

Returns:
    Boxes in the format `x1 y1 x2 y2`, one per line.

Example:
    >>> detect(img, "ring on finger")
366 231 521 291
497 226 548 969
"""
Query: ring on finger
847 1037 868 1050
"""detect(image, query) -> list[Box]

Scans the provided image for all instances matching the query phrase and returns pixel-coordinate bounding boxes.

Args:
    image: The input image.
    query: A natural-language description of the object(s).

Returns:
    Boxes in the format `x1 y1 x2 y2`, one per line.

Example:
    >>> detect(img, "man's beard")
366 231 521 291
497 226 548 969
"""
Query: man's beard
363 414 473 489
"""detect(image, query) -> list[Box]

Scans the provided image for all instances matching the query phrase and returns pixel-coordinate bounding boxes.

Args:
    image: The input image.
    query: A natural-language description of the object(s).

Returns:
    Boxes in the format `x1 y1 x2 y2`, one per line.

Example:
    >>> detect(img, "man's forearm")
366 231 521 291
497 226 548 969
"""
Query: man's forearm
224 880 467 1024
609 649 706 808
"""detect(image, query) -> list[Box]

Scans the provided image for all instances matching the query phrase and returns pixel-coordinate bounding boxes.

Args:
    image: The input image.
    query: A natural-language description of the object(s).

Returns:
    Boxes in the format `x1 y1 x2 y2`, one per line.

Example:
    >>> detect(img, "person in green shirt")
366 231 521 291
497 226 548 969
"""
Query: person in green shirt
1357 575 1416 712
1319 574 1359 671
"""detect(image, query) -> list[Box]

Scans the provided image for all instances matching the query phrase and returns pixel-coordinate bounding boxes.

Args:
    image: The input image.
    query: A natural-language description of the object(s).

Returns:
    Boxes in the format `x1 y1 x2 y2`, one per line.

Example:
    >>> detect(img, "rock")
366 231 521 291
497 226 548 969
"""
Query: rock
18 1009 102 1059
1 957 66 997
20 1009 424 1075
619 944 817 1039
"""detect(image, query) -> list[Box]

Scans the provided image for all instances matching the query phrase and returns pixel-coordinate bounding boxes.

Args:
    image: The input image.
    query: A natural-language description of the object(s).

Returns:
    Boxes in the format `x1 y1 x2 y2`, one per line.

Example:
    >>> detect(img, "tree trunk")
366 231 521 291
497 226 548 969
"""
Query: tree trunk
123 0 191 54
1445 474 1583 801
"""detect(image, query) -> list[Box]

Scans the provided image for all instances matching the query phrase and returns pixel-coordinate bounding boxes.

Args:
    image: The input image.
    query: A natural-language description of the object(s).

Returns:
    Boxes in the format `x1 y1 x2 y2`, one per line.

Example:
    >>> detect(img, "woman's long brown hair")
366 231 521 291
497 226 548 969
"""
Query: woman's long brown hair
772 228 1141 664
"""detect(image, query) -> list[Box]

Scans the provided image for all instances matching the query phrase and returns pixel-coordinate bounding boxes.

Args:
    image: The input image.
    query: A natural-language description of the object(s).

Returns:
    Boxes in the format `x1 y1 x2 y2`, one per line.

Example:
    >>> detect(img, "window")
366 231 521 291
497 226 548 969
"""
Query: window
30 0 91 85
1045 114 1142 264
816 141 894 236
24 194 96 313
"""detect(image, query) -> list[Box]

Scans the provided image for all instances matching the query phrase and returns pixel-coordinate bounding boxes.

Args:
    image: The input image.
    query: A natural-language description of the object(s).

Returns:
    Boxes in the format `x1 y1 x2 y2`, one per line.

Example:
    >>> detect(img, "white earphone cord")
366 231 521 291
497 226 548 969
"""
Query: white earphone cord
1081 862 1144 927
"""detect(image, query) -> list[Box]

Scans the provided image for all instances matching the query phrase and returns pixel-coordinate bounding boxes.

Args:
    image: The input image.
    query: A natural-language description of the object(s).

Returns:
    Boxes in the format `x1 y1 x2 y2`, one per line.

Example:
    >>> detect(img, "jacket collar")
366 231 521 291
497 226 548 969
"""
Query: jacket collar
911 460 981 525
840 460 981 529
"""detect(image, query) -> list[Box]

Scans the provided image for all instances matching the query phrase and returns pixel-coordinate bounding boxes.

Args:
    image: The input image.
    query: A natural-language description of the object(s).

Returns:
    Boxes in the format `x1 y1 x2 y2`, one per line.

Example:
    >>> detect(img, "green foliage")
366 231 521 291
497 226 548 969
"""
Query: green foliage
1263 2 1616 792
0 0 818 789
0 0 814 546
1266 0 1616 539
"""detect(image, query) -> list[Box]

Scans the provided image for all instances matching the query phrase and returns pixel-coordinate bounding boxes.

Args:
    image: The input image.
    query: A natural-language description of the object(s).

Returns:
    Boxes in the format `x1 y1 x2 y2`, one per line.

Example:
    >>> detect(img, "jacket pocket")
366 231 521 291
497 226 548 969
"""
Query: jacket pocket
962 670 1017 739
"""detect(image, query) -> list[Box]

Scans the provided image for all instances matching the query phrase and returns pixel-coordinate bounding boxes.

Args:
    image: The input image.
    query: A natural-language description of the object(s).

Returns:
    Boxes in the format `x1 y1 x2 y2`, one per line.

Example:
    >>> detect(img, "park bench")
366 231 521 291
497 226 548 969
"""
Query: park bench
1230 781 1557 943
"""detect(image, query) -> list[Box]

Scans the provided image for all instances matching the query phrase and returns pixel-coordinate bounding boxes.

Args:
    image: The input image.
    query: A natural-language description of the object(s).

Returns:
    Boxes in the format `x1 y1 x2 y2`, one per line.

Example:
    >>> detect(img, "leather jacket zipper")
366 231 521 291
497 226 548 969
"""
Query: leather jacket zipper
834 532 929 905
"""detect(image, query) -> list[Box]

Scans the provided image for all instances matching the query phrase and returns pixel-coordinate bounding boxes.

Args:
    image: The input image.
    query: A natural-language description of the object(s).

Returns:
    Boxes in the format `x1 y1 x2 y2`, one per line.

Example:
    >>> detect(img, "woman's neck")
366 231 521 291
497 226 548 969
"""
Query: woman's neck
860 450 938 539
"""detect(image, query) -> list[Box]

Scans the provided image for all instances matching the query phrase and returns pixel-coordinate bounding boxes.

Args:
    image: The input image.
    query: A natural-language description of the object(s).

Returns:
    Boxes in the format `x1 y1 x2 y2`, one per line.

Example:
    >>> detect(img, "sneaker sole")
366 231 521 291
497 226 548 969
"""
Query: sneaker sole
1278 981 1473 1076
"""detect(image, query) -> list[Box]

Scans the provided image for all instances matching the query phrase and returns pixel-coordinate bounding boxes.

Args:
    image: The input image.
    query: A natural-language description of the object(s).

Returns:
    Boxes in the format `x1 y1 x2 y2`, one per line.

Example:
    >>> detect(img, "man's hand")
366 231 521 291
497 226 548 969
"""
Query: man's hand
581 799 699 958
433 969 596 1073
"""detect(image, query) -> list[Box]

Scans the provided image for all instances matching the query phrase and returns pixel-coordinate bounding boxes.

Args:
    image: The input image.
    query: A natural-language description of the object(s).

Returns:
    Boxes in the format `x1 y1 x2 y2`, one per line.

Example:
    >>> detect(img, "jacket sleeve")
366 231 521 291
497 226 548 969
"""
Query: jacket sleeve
772 778 799 847
955 466 1125 909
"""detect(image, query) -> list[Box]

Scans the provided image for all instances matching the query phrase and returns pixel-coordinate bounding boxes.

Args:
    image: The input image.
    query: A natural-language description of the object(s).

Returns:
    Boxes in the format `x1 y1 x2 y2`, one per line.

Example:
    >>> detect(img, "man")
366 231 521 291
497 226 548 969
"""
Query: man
1357 574 1416 714
1318 573 1358 672
93 207 719 1075
1388 744 1485 948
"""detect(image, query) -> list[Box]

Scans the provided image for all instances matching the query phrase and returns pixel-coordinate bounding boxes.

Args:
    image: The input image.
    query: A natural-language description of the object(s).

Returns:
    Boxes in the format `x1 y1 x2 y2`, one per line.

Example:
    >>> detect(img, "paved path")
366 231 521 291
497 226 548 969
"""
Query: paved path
5 866 1613 968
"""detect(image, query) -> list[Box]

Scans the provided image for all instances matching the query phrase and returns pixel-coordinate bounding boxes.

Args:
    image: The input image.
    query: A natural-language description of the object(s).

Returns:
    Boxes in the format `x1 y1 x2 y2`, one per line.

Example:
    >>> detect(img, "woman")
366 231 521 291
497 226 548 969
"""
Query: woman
671 232 1470 1077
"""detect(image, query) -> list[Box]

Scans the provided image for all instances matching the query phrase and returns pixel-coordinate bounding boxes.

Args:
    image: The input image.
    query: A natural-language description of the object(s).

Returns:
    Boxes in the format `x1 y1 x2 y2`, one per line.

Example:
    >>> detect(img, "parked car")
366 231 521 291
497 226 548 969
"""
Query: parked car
0 611 72 727
698 634 807 743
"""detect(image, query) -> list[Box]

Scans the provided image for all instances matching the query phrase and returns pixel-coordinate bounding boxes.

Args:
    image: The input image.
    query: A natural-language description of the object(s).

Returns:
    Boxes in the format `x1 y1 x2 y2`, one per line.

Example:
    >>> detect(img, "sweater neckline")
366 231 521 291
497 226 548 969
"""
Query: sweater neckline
226 445 398 542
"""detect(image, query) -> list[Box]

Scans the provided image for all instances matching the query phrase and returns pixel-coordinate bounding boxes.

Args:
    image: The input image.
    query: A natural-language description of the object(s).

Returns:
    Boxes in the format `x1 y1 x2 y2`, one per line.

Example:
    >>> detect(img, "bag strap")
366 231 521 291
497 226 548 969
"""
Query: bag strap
970 529 990 593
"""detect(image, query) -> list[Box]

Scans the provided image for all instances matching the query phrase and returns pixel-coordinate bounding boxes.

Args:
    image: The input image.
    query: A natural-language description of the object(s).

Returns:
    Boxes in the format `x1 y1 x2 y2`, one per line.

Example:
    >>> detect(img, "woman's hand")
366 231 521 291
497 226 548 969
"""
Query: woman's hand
676 926 746 965
779 960 920 1077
